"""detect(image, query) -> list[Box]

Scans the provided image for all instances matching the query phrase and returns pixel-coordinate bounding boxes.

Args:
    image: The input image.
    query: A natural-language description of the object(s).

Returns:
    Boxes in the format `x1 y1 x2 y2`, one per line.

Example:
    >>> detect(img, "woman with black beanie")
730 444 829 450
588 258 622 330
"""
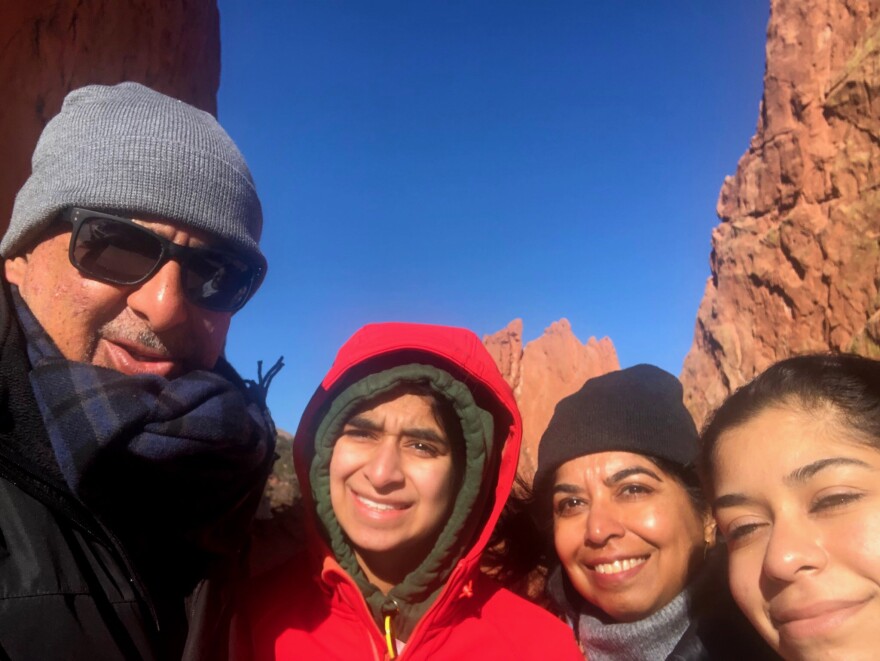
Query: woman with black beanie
513 364 777 660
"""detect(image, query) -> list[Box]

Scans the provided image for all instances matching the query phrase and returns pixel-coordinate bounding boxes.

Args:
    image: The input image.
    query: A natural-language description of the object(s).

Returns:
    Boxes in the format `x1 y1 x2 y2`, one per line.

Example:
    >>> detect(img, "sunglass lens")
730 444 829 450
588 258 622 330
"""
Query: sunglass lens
183 251 255 311
73 217 162 284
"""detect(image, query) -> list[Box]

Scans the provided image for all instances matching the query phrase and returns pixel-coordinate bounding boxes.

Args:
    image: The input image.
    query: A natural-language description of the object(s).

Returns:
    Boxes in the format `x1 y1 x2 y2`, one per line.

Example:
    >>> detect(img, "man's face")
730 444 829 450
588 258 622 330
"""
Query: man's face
4 217 233 378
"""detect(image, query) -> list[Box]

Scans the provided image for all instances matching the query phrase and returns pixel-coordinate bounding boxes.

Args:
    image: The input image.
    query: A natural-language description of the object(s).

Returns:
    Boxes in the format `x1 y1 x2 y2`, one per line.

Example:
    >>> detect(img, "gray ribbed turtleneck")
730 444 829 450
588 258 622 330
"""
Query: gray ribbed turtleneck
574 589 691 661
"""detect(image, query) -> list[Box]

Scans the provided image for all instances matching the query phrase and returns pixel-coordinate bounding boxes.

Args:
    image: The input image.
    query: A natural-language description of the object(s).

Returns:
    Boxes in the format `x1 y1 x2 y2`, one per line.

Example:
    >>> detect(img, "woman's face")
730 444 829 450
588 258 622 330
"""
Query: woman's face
713 404 880 661
552 451 708 622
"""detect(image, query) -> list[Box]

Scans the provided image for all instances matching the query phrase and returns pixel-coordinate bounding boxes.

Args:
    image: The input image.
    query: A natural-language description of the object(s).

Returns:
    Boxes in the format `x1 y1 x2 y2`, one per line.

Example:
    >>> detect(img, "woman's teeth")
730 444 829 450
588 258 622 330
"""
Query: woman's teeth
592 557 647 574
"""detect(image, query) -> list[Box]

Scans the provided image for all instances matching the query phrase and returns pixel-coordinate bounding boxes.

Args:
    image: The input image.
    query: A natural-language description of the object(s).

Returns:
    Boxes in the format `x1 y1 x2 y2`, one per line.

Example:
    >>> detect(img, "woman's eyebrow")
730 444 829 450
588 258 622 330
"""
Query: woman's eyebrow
607 466 662 485
786 457 872 485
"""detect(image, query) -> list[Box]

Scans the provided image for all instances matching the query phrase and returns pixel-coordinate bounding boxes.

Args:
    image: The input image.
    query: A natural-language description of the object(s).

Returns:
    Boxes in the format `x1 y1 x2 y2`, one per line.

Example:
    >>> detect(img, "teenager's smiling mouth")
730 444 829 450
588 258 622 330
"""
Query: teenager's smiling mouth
353 491 411 513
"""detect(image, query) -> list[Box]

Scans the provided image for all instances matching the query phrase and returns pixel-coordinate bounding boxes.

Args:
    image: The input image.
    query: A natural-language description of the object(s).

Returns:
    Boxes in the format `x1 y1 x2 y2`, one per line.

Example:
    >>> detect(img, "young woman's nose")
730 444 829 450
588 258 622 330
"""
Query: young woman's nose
761 518 827 583
362 438 406 489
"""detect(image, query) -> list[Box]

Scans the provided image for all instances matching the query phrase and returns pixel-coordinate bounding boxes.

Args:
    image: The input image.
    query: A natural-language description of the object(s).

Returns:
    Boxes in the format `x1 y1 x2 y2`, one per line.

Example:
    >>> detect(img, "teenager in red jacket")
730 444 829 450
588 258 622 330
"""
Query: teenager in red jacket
235 322 583 660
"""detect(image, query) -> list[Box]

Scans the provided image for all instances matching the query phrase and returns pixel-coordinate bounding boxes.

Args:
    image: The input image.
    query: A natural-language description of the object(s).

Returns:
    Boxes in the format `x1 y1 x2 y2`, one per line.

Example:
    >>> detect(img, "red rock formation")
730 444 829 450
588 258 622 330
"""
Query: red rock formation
484 319 619 479
682 0 880 426
0 0 220 232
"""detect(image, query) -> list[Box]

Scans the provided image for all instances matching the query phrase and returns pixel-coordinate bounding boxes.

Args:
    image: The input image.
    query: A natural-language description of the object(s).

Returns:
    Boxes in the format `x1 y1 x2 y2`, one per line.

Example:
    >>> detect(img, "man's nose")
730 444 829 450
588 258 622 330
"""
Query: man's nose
362 438 406 490
126 259 189 331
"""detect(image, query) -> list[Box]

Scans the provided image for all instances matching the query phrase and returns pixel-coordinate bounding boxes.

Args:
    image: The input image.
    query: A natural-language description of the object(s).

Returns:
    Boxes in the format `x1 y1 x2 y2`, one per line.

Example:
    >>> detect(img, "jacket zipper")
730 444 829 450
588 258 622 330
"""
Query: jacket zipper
382 599 400 659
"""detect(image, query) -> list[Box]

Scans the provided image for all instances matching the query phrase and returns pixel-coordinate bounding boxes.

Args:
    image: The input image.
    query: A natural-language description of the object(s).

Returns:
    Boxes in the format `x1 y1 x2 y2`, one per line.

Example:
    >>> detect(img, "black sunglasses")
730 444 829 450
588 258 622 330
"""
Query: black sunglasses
64 208 265 312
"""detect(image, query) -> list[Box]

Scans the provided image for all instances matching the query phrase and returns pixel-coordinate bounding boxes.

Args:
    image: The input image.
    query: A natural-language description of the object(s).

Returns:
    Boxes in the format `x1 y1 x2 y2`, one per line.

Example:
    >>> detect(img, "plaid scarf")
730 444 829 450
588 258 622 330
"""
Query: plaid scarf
14 290 276 592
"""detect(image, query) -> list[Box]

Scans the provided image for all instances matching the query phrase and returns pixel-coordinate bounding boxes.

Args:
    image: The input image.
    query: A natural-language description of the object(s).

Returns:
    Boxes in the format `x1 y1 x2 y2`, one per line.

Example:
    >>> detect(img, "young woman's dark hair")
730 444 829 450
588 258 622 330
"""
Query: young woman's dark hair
700 352 880 493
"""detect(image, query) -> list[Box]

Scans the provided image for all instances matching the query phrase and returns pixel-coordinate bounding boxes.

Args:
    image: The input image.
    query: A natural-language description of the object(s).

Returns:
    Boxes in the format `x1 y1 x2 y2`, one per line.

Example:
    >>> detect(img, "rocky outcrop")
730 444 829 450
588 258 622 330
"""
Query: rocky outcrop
0 0 220 231
484 319 619 479
682 1 880 426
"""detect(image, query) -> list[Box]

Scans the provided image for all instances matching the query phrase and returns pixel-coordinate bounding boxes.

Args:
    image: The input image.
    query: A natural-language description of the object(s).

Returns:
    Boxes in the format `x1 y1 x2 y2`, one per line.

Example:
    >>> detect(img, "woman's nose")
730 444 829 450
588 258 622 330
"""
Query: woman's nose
584 500 626 546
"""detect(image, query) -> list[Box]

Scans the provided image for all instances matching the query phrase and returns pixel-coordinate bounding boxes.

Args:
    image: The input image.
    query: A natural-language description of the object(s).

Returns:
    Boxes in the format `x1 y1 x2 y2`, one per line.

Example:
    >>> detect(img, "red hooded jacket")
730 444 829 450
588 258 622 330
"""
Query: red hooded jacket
237 323 583 660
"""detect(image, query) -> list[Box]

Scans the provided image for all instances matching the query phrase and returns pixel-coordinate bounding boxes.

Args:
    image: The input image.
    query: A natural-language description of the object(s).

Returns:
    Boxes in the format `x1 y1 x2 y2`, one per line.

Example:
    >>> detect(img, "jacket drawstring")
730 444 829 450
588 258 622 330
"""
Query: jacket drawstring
382 598 400 659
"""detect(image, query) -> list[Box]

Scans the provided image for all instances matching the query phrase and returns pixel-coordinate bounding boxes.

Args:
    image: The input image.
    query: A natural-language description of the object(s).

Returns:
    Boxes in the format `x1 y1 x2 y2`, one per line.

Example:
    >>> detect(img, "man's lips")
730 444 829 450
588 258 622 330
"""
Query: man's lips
99 338 180 377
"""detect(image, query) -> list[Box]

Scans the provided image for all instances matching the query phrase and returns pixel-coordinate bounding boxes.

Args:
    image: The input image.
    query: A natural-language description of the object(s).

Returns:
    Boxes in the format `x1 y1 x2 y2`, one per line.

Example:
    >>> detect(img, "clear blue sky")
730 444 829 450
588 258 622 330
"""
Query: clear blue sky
216 1 769 433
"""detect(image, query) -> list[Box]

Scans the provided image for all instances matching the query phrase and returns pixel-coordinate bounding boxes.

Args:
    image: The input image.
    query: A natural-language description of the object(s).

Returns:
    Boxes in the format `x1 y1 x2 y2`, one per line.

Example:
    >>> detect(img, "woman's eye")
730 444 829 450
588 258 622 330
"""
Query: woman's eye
811 491 863 513
554 497 587 517
619 483 652 498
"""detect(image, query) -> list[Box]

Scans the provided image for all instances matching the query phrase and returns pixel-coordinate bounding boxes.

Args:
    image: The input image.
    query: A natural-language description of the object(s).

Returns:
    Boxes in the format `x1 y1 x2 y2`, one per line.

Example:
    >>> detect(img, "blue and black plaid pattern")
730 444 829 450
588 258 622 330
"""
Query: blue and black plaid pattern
14 291 274 525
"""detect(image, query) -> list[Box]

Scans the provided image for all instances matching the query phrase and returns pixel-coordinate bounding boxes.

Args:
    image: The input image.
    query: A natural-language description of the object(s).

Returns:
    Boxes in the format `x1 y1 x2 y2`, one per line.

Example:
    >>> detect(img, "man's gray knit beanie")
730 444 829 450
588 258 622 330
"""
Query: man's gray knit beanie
2 82 264 268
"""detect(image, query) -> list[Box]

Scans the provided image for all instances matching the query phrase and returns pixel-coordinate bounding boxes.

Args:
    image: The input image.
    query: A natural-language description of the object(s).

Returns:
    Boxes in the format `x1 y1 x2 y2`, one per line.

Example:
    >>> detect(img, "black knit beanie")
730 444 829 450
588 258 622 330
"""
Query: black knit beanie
533 364 698 494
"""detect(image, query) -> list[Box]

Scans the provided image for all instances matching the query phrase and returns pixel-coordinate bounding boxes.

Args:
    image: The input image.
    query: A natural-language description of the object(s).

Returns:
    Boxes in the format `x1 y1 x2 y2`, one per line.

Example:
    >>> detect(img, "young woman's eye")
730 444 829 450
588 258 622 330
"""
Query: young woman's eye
725 522 763 543
408 441 441 458
811 491 864 513
554 497 587 517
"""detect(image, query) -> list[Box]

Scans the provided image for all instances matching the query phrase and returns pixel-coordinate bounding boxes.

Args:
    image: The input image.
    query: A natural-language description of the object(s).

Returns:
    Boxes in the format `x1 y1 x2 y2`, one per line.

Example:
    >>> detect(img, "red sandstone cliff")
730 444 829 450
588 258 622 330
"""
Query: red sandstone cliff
0 0 220 231
682 0 880 426
484 319 619 478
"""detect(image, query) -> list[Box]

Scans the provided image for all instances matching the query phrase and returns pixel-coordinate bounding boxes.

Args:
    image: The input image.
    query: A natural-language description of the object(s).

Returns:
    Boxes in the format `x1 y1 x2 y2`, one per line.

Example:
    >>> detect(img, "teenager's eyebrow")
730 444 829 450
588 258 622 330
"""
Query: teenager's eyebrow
401 427 449 447
344 416 383 433
786 457 873 485
607 466 662 485
343 417 449 447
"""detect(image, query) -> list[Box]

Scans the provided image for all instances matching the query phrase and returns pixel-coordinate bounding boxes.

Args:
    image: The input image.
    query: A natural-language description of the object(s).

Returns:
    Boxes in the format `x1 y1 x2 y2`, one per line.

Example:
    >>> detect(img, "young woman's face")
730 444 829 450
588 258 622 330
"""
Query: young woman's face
552 451 707 622
713 404 880 661
330 393 456 578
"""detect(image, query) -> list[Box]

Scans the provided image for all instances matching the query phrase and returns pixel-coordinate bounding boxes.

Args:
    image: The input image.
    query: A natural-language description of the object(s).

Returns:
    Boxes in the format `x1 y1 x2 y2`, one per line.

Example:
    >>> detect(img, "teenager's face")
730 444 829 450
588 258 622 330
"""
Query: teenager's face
713 405 880 661
552 451 707 622
330 393 456 577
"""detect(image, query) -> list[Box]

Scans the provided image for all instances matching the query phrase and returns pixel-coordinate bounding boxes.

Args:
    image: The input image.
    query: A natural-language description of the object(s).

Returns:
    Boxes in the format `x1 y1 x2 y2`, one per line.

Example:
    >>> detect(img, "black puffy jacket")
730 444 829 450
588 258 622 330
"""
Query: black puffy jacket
0 284 274 660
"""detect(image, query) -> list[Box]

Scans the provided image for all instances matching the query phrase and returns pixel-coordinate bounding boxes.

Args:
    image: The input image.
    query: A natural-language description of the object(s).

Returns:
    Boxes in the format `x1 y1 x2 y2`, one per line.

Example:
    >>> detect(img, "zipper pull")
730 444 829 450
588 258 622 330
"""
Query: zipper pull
382 598 400 659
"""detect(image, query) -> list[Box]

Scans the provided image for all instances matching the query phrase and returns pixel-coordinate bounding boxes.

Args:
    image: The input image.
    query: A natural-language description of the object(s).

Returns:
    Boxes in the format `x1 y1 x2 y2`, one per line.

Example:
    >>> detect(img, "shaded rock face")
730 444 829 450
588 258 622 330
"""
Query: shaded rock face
0 0 220 234
261 429 299 514
483 319 619 479
682 0 880 426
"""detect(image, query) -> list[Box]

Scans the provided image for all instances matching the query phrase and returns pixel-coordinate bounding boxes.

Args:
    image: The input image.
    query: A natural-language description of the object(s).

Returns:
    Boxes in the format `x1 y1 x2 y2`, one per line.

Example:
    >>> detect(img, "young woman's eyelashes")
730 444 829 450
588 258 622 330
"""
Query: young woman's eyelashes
723 518 767 544
809 489 865 513
720 489 867 547
406 440 446 458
